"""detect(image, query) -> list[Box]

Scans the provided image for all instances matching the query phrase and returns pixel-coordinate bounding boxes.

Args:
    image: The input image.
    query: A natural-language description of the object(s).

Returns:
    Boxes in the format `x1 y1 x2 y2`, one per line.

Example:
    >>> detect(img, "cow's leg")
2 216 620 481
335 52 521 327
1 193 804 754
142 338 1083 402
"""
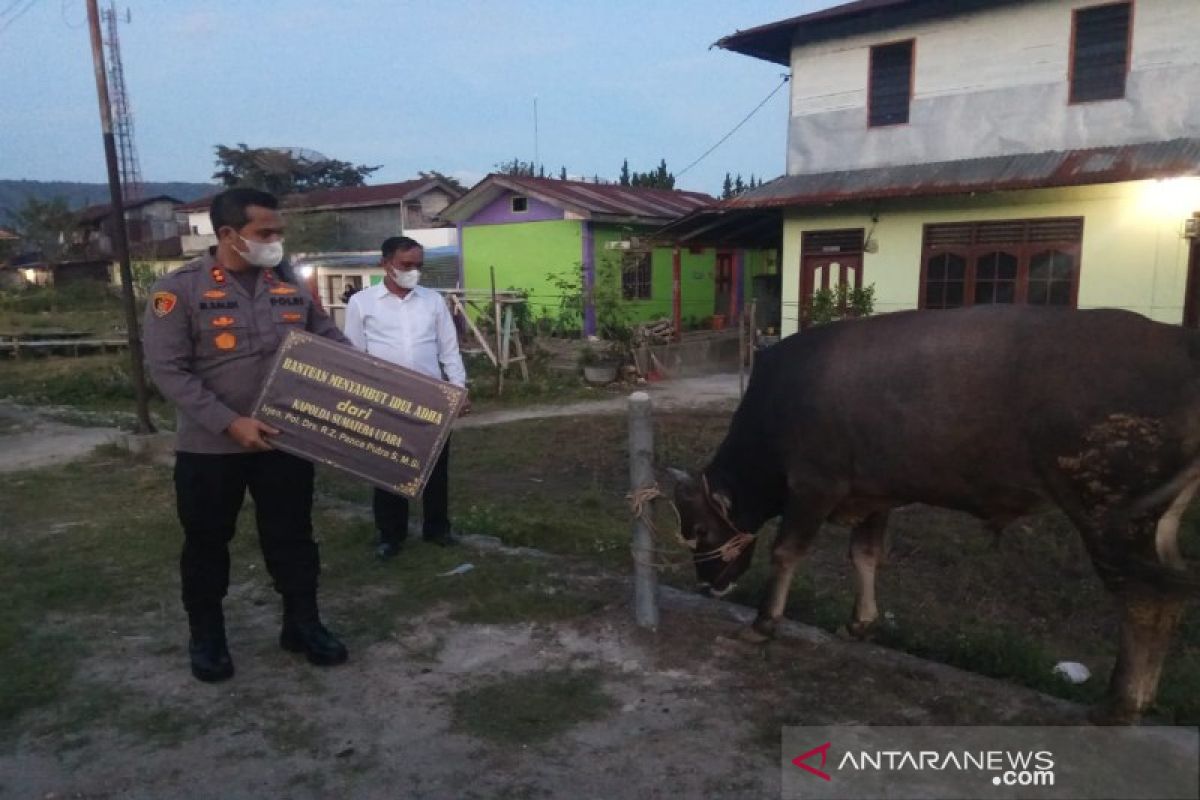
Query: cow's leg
1092 587 1186 725
743 496 831 643
847 512 889 639
1042 445 1195 724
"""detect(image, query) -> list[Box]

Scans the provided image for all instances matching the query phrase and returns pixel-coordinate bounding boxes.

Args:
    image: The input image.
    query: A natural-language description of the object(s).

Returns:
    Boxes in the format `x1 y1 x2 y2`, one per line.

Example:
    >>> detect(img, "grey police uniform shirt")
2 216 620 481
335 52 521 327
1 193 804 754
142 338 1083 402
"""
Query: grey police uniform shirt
143 252 349 454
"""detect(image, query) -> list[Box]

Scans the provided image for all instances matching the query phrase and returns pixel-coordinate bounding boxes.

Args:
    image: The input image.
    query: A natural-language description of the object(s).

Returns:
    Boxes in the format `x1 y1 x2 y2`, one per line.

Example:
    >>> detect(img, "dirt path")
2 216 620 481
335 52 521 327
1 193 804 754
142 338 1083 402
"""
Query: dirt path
457 373 740 429
0 402 122 474
0 373 742 467
1 535 1102 800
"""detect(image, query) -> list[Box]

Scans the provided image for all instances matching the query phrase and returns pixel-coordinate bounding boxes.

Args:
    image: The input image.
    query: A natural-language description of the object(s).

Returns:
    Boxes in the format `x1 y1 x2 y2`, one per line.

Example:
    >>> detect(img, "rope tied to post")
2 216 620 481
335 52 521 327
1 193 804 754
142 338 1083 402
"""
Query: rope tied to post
626 483 695 569
626 483 689 547
626 482 755 567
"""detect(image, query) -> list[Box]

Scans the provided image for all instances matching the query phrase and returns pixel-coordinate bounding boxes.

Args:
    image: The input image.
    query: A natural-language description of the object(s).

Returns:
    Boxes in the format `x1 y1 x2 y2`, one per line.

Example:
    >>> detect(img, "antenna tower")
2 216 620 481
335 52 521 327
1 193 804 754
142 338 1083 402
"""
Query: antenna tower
101 2 143 203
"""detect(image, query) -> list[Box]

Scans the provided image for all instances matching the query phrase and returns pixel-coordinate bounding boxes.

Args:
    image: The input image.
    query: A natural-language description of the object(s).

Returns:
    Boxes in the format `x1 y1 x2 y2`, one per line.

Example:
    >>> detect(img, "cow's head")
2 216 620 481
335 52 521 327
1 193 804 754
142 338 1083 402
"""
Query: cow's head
668 468 757 598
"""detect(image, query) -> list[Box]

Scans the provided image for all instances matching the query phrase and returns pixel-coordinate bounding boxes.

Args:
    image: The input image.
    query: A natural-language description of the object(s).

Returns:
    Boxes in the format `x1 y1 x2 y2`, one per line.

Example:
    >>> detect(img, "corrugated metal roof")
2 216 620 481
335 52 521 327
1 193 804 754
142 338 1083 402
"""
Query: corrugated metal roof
77 195 183 225
717 0 1021 65
439 174 716 224
176 179 463 216
283 179 460 212
725 139 1200 209
178 195 216 212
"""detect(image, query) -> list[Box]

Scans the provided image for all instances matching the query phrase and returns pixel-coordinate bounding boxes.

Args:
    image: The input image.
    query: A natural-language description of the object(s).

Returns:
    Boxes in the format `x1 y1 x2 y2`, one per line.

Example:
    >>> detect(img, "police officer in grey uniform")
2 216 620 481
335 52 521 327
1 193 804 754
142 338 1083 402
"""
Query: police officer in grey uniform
143 187 349 683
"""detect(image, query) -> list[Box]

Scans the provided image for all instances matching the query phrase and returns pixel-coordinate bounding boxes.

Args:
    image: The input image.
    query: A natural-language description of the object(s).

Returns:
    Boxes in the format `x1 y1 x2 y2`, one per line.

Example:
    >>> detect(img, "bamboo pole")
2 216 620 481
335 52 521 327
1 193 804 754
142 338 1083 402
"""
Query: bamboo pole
491 266 502 396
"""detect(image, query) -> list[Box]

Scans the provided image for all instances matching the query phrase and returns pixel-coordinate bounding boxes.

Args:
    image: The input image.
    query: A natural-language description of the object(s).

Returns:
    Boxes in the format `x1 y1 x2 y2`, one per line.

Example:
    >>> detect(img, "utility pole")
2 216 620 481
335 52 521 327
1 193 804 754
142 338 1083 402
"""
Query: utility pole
86 0 155 434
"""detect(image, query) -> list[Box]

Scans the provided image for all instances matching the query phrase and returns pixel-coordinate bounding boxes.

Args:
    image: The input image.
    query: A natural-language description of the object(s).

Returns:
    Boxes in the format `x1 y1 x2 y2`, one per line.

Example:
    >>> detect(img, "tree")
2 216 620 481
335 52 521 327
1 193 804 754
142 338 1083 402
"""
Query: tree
559 166 568 180
8 196 76 262
419 170 466 193
721 173 734 200
495 158 539 177
734 174 745 195
626 158 675 190
619 159 631 186
212 143 381 195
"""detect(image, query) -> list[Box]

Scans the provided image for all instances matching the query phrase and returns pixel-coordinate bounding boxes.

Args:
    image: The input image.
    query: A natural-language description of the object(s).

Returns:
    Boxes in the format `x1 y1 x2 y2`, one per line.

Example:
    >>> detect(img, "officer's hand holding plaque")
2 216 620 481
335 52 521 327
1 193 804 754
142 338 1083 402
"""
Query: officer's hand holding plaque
251 331 466 498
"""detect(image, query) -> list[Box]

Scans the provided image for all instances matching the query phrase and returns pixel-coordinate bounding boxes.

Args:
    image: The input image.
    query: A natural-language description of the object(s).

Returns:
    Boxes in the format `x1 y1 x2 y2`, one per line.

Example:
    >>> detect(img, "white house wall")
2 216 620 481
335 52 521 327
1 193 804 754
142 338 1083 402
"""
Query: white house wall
787 0 1200 174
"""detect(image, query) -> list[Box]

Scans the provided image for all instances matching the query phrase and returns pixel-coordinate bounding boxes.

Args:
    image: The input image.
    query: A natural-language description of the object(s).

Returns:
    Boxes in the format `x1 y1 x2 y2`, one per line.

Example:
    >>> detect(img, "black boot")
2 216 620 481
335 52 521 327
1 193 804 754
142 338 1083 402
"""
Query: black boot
187 606 234 683
280 595 348 666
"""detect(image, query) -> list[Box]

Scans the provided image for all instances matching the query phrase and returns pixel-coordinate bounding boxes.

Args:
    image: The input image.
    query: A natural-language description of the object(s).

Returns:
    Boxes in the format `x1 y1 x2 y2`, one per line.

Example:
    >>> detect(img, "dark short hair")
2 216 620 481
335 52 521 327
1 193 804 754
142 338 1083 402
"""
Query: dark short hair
210 188 279 232
381 236 423 260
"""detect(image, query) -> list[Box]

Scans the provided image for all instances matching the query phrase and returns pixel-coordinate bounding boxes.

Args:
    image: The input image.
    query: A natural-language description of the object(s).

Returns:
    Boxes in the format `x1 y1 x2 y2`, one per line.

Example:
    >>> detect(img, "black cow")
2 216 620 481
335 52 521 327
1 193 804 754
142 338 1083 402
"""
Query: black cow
671 306 1200 724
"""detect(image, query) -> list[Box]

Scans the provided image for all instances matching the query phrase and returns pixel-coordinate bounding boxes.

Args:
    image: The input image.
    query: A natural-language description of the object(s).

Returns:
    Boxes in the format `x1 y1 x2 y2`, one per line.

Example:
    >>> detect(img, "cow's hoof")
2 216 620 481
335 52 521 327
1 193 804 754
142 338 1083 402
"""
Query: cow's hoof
845 620 877 640
1088 701 1140 726
738 624 773 644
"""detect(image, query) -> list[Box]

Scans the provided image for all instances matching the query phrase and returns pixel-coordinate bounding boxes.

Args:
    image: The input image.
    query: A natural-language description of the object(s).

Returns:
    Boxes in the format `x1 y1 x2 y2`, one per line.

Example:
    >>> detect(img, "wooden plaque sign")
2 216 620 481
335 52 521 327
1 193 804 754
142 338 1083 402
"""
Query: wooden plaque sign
252 330 466 498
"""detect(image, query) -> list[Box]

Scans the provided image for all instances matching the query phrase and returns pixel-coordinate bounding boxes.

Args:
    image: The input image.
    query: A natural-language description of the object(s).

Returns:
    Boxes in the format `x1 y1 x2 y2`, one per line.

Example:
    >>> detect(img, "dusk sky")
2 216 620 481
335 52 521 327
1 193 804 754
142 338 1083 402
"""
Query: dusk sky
1 1 831 196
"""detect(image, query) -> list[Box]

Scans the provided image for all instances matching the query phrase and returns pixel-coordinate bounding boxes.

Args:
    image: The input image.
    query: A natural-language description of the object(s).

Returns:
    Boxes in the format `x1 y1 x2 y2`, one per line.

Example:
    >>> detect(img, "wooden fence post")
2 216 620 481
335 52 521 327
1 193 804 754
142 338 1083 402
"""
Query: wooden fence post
629 391 659 629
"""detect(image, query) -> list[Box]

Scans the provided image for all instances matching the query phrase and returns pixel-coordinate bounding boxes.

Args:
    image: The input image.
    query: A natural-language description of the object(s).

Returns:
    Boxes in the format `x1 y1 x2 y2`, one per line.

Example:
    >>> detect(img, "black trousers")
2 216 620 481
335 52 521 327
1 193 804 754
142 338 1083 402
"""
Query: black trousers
373 440 450 543
174 450 319 615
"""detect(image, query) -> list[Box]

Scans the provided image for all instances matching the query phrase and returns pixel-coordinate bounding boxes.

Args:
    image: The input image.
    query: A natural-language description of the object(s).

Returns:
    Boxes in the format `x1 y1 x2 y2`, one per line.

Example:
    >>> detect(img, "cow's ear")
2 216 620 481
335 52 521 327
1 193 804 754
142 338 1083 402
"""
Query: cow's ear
665 467 698 498
666 467 692 485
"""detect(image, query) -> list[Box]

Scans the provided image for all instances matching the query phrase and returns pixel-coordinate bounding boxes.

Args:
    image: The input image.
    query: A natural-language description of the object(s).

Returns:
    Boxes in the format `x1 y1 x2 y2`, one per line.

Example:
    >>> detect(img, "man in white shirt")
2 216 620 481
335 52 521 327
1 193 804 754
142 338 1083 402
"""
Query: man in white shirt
343 236 469 559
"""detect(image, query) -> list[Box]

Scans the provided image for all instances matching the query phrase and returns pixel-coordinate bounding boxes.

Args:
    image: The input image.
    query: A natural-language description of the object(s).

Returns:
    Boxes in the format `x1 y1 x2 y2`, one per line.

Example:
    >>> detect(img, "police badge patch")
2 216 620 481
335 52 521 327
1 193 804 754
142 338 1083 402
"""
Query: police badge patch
152 291 177 317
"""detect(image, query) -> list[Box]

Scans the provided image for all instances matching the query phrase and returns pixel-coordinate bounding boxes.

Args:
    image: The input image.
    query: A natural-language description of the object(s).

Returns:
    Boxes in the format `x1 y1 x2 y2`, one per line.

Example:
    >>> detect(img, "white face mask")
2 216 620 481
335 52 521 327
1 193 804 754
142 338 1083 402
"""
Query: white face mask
391 268 421 289
237 234 285 268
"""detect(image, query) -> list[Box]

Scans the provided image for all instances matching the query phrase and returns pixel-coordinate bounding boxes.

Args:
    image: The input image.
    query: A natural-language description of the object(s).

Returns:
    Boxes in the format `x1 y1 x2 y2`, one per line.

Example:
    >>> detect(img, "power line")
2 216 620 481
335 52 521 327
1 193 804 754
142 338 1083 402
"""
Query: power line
675 73 790 179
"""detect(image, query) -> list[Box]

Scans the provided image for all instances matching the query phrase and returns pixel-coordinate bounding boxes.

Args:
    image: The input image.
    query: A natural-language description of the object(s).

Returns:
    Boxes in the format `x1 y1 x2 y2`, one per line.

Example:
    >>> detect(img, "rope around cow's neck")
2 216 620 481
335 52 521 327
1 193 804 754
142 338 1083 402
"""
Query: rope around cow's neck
700 473 757 562
625 479 757 568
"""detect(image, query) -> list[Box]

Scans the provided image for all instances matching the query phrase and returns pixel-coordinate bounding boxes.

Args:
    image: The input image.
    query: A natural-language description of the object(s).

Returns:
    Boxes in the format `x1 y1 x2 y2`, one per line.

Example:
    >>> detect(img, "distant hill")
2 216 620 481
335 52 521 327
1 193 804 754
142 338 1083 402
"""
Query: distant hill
0 180 218 220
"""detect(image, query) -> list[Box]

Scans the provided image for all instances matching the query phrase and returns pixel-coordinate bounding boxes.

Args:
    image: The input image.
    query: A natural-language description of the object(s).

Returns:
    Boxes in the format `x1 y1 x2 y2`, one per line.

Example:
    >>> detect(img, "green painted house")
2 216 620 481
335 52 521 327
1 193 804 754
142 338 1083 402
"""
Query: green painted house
439 175 776 335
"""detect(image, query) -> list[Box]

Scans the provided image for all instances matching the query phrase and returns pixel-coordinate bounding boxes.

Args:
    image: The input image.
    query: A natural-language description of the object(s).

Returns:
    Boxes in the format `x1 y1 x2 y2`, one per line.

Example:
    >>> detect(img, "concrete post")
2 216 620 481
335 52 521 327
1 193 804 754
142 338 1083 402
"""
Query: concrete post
628 391 660 629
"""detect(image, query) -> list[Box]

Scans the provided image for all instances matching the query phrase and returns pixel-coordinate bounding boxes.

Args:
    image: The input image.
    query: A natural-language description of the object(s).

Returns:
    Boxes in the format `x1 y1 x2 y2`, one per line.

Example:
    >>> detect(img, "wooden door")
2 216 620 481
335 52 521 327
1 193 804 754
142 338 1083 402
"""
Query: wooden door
800 253 862 329
714 251 735 322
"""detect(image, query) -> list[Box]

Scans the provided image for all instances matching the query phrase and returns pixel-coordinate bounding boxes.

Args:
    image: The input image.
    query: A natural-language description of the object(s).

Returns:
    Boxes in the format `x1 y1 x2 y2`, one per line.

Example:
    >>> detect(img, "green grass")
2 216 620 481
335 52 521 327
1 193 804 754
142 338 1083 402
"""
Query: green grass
445 413 1200 724
0 453 180 735
463 350 600 413
0 283 127 334
4 407 1200 743
0 449 614 746
450 668 616 745
0 353 172 429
